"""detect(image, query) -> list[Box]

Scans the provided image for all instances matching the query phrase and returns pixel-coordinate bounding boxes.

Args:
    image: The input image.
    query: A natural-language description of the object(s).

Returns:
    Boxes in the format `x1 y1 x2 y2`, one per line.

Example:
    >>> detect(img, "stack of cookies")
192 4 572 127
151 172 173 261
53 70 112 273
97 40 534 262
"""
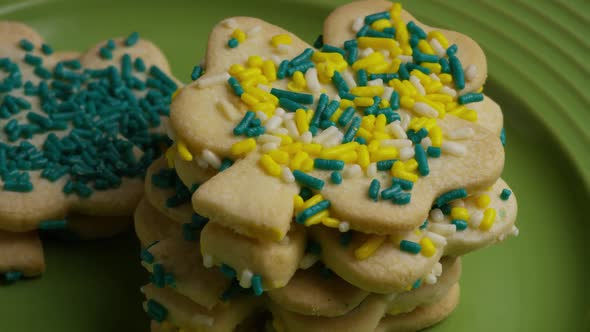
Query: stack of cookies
135 1 518 331
0 22 177 281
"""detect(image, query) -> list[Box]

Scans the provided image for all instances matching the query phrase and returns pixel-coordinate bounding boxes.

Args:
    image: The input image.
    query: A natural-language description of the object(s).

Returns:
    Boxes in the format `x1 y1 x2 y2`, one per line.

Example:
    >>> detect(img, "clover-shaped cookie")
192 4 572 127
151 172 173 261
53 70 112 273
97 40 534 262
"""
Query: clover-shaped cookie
0 21 178 235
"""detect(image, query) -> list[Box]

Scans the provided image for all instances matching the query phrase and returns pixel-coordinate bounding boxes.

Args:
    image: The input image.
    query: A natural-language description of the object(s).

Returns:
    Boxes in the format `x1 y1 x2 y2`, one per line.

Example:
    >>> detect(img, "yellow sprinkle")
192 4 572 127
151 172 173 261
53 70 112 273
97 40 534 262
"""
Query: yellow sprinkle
340 99 355 109
171 89 181 100
302 143 322 156
354 235 386 260
246 87 278 105
380 99 390 108
477 85 484 93
361 114 376 131
414 229 422 236
354 97 374 107
425 80 443 94
375 114 387 132
312 52 346 63
303 194 324 209
476 195 491 209
295 109 310 134
427 31 449 49
439 73 453 84
358 37 399 53
367 140 380 153
329 108 343 122
268 149 289 164
352 86 384 98
367 62 391 74
293 195 304 211
390 79 411 96
390 2 402 18
429 126 443 147
231 138 257 156
451 207 470 221
400 95 415 109
356 127 373 141
405 158 418 172
247 55 264 68
229 64 246 76
391 161 418 182
260 154 281 177
417 39 435 55
426 93 453 103
371 18 392 31
271 34 292 47
371 147 399 162
240 92 259 108
176 140 193 161
480 208 496 231
281 142 303 155
320 142 359 159
288 71 307 92
421 62 442 74
305 210 330 227
290 150 309 170
449 107 478 122
390 58 402 73
352 52 385 71
321 217 341 228
165 147 176 168
232 29 247 43
237 67 262 81
357 145 370 168
419 237 436 257
339 150 358 163
276 134 293 145
255 102 275 118
301 157 314 172
262 60 277 82
402 80 418 95
373 131 391 140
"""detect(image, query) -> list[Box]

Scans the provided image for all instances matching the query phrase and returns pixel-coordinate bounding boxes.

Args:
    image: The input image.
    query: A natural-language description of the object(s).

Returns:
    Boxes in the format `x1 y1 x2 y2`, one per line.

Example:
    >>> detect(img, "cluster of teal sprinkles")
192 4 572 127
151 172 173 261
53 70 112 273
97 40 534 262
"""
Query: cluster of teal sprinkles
3 271 23 283
0 32 176 199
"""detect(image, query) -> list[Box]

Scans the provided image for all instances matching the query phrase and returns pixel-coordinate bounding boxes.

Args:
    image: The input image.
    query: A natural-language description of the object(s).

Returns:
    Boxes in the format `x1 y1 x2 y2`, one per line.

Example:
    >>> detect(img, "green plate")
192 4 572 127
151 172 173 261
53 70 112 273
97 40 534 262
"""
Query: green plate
1 0 589 331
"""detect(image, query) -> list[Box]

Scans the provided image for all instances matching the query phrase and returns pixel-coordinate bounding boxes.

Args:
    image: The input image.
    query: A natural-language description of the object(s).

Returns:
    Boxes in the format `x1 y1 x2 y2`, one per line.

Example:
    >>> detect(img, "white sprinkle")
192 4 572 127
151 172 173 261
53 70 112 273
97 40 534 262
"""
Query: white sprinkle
366 163 377 178
430 208 445 223
343 164 362 178
410 75 426 95
465 64 477 81
425 274 438 285
379 49 390 57
196 157 209 169
203 255 214 268
342 71 357 89
413 102 439 118
324 132 344 148
165 121 177 141
256 111 268 122
429 38 446 57
368 78 384 87
386 121 408 139
271 55 282 67
441 141 467 156
305 68 322 94
271 127 288 135
400 113 411 130
281 167 295 183
222 18 237 29
299 254 320 269
313 126 338 145
446 127 475 140
247 25 262 37
360 47 374 58
426 231 447 247
338 221 350 233
433 262 443 276
397 55 413 63
257 84 271 92
281 112 294 121
333 94 341 101
300 131 313 144
216 99 241 121
202 149 221 169
275 107 286 117
196 73 230 88
450 199 465 208
265 116 283 131
239 269 254 288
261 142 279 153
440 86 457 97
258 134 281 145
399 147 415 161
511 226 520 237
429 73 440 81
421 137 432 149
429 223 456 236
277 44 291 54
190 315 215 327
381 139 412 149
382 86 394 101
470 210 483 229
385 293 398 302
352 17 364 32
284 119 299 137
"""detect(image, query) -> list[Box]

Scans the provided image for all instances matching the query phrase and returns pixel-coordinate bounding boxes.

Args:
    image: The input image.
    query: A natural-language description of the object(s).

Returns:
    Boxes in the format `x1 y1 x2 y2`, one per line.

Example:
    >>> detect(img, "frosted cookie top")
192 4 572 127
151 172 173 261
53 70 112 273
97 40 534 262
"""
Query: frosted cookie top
170 0 505 242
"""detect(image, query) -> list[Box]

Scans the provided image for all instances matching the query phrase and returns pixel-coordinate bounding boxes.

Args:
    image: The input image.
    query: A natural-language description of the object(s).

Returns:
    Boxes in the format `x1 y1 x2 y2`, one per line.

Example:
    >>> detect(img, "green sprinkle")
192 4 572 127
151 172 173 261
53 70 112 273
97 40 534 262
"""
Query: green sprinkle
449 55 465 90
251 274 264 296
427 146 441 158
314 159 344 171
400 240 421 254
365 11 391 25
19 39 34 51
338 106 355 127
146 299 168 322
277 60 289 79
293 170 324 190
368 179 380 202
299 187 313 200
458 93 484 105
228 38 239 48
412 278 422 289
106 39 116 50
393 192 411 205
228 76 244 96
377 159 396 171
330 171 342 185
220 264 237 279
191 65 203 81
500 128 506 146
39 219 67 230
99 47 112 60
41 43 53 55
321 100 340 120
125 32 140 46
295 200 330 224
151 263 165 288
414 144 429 176
24 54 42 66
500 189 512 201
5 271 23 282
342 116 360 143
290 48 314 67
233 111 255 136
392 177 413 190
270 88 313 104
436 188 468 207
134 57 146 72
219 158 233 171
452 219 468 231
381 184 402 200
354 136 366 145
419 220 428 230
140 249 154 264
446 44 458 56
279 97 307 112
306 240 322 255
313 34 323 49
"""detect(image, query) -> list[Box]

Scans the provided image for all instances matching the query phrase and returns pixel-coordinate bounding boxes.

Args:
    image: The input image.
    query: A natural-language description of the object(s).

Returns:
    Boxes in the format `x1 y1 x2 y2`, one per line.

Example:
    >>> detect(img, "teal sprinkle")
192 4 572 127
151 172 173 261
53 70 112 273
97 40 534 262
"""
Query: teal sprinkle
306 240 322 255
140 248 154 264
106 39 116 50
319 120 335 130
191 65 203 81
458 93 484 105
293 170 324 191
330 171 342 185
313 34 323 49
286 61 314 76
322 44 345 56
290 48 314 67
427 146 441 158
439 58 450 73
414 144 429 176
412 278 422 289
219 158 233 171
277 60 289 79
436 188 468 207
251 275 264 296
311 93 328 127
295 200 330 224
440 203 452 215
19 39 34 52
340 232 352 246
413 50 438 63
381 184 402 200
356 25 369 37
398 63 410 80
228 76 244 96
34 66 52 79
342 116 361 143
393 192 411 205
392 177 413 190
321 100 340 121
5 271 23 282
146 299 168 322
368 179 380 202
314 159 344 171
354 136 366 145
407 21 427 39
400 240 421 254
24 54 42 66
419 220 428 230
233 111 255 136
500 189 512 201
164 273 176 288
220 264 237 279
364 11 390 25
279 97 307 112
377 159 396 171
134 57 146 72
41 43 53 55
125 32 140 46
452 219 468 231
228 38 239 48
332 71 349 94
99 47 112 60
449 55 465 89
39 219 67 230
270 88 313 104
357 69 368 86
299 187 313 200
151 263 165 288
500 127 506 146
366 29 394 39
446 44 458 56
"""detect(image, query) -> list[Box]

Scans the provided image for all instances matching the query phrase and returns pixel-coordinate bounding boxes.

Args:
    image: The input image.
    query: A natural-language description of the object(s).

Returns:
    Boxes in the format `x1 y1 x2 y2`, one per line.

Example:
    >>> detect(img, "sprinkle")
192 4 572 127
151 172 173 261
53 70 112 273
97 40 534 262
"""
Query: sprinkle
400 240 421 254
314 159 344 171
197 73 230 88
227 76 244 96
260 154 281 177
500 188 512 200
331 171 342 184
342 116 361 143
5 271 23 282
140 249 154 264
479 208 497 231
228 38 239 48
19 39 34 51
458 92 484 105
441 141 466 156
220 264 237 279
343 164 362 179
449 55 465 89
295 199 330 224
293 170 324 190
392 177 413 190
251 274 264 296
41 43 53 55
412 278 422 289
99 47 112 60
436 188 468 207
146 299 168 322
191 66 203 81
354 235 385 259
39 219 67 230
231 138 257 156
451 219 468 231
239 269 254 288
413 102 438 118
500 127 506 146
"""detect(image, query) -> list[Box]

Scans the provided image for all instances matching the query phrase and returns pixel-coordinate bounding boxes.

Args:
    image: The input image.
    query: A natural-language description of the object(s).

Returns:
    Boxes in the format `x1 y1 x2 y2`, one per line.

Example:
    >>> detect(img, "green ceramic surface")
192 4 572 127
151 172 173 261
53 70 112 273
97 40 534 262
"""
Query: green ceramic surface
1 0 589 331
